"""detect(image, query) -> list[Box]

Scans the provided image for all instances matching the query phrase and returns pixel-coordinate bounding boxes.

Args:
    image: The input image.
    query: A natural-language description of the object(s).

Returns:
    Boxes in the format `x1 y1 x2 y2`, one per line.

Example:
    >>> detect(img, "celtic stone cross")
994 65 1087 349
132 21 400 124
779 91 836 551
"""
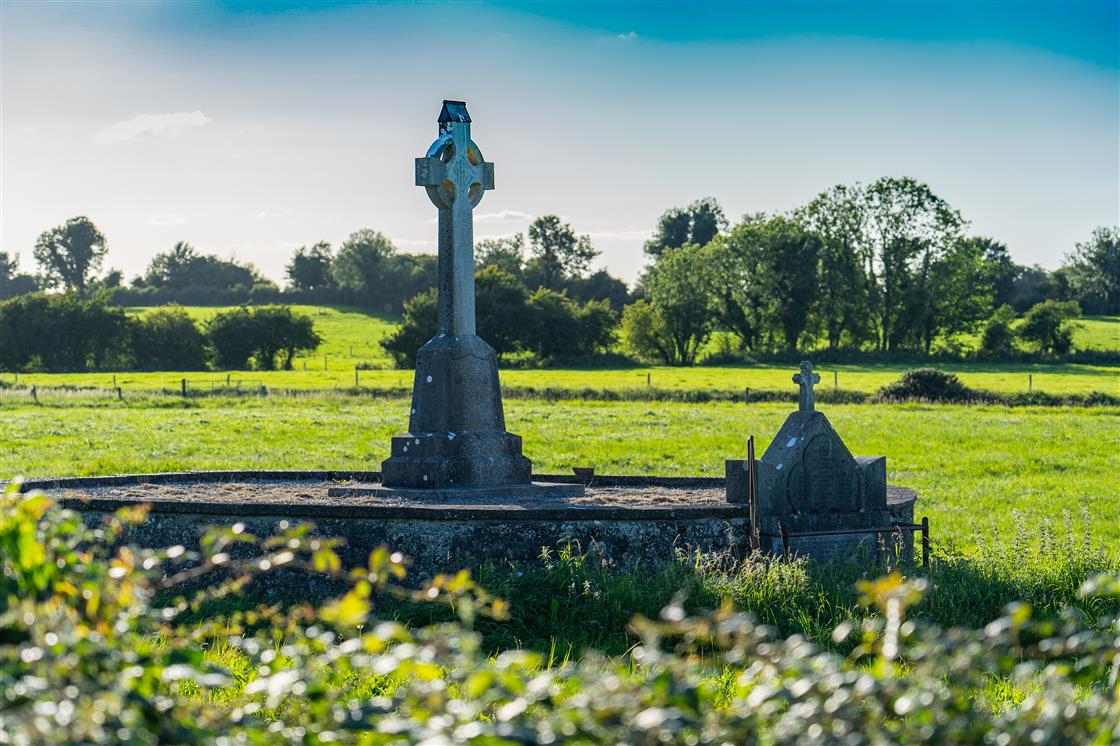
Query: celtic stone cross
793 360 821 412
415 100 495 336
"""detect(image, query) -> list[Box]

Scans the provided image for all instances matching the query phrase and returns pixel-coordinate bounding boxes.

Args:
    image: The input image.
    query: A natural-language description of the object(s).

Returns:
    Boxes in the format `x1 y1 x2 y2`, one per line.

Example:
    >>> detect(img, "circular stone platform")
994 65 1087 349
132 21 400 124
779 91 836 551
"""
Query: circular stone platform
16 471 917 575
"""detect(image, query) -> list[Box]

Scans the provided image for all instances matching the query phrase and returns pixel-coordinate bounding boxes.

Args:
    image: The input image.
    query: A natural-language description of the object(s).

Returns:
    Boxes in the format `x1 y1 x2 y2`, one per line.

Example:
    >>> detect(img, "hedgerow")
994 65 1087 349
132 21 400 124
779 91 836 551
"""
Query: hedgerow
2 481 1118 744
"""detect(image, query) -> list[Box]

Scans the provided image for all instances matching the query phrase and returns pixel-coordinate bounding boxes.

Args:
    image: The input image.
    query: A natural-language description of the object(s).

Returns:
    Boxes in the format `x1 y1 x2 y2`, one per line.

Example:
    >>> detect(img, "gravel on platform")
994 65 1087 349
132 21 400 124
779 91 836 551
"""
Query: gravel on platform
51 480 728 508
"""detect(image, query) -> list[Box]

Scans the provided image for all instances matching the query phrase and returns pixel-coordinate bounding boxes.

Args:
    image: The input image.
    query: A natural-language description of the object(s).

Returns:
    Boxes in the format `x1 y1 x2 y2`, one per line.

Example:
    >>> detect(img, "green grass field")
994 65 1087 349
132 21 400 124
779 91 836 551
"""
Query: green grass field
4 396 1117 548
1068 315 1120 351
129 304 400 367
8 359 1118 396
5 306 1114 397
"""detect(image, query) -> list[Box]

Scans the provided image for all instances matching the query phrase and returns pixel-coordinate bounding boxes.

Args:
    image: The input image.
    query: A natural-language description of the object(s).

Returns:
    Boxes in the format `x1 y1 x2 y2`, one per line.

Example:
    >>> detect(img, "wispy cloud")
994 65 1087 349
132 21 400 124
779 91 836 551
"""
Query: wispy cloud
147 214 187 227
476 210 535 223
427 209 534 225
617 31 638 41
95 111 211 146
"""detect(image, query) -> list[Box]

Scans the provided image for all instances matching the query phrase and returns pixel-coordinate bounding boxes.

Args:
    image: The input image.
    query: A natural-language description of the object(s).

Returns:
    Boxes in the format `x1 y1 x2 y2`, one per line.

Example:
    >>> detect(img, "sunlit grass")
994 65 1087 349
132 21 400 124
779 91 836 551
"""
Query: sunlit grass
3 397 1117 547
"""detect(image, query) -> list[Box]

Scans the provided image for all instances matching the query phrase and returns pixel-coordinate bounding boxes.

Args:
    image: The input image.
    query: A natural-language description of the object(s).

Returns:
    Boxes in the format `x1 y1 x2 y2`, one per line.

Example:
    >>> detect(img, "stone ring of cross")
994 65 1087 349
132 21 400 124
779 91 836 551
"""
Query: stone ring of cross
417 132 494 211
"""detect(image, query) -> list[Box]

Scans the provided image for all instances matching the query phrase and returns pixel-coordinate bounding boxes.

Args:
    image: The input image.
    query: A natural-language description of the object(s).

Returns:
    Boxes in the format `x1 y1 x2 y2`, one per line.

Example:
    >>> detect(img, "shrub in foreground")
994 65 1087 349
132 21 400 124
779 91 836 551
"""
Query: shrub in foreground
1 482 1118 744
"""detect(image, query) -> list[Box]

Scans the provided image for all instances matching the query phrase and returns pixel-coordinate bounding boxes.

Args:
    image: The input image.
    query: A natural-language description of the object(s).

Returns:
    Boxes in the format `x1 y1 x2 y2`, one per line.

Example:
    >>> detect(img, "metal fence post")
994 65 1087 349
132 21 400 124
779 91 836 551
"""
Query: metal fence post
921 516 930 568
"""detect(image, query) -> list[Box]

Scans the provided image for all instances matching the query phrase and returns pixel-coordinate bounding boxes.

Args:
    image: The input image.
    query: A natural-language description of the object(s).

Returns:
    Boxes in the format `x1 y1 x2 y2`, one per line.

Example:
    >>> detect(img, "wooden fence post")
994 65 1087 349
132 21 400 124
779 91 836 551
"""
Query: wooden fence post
181 378 187 397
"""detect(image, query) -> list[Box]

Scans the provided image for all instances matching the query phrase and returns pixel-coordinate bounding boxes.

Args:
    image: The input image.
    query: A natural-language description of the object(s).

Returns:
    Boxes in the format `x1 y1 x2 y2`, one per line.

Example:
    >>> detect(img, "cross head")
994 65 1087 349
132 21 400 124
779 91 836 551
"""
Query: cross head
415 101 494 212
792 360 821 412
414 100 495 336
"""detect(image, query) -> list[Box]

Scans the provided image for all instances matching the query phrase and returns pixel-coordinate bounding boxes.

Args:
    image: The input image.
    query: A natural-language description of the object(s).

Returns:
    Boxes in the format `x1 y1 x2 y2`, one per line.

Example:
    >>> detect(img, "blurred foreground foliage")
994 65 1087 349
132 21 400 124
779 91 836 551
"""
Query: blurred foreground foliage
1 481 1118 745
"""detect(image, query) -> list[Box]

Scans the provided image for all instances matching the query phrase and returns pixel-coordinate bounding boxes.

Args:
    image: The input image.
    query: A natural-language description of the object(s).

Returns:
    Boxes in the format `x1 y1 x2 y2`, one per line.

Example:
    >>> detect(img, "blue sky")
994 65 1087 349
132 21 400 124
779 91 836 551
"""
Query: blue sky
2 1 1117 285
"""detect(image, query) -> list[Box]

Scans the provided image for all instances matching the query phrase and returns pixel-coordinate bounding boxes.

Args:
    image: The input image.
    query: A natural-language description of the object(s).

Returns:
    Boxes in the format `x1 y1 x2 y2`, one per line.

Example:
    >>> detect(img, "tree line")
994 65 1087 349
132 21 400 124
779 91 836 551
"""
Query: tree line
623 181 1118 363
2 178 1116 369
0 296 320 373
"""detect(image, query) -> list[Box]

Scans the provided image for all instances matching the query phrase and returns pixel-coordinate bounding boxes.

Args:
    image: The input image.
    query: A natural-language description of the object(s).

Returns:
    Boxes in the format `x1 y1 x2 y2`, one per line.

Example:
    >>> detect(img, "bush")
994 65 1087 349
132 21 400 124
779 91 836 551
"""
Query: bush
3 482 1118 745
0 292 131 372
980 304 1017 356
382 268 618 367
1018 299 1081 355
877 368 974 402
205 305 320 370
131 307 208 370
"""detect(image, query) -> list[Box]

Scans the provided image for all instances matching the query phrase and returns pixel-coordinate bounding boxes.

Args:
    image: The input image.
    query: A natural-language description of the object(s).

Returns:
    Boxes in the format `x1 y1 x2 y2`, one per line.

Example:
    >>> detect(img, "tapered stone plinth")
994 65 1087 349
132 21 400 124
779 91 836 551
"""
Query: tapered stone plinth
380 334 531 489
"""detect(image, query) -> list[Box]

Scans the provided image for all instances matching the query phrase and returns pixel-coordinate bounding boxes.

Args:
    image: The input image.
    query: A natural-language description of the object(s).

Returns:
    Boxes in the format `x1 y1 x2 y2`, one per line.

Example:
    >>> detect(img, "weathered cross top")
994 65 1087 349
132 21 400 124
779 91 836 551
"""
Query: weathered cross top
415 100 495 336
792 360 821 412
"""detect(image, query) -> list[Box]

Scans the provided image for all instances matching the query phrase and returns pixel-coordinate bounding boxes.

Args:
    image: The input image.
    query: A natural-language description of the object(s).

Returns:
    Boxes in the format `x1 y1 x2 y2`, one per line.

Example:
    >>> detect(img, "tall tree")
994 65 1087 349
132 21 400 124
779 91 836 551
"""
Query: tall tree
966 236 1018 310
1063 226 1120 315
0 251 38 300
475 234 526 278
754 215 822 352
863 177 964 351
799 185 873 349
701 219 766 351
331 229 398 306
918 239 993 353
640 243 713 364
33 216 108 293
644 198 727 257
526 216 598 290
286 241 336 291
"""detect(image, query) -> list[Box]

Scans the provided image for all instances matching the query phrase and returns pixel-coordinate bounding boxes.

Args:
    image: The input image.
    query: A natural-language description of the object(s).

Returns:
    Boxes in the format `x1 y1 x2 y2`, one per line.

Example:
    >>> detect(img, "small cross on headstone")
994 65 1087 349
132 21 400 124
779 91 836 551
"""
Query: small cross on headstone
792 360 821 412
415 100 495 336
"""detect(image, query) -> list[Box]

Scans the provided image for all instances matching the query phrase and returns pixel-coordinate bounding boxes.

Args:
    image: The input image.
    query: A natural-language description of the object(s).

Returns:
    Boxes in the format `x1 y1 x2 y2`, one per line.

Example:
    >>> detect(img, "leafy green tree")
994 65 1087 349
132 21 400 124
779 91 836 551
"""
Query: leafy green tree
204 307 258 369
967 236 1018 310
332 229 398 304
1063 225 1120 314
131 308 208 370
32 216 108 293
644 198 727 257
380 290 437 368
799 185 873 349
140 241 258 290
252 306 321 370
754 215 822 352
526 216 598 290
1017 299 1081 355
918 239 993 353
0 292 129 371
0 251 38 300
863 177 964 351
523 289 616 361
204 306 320 370
475 234 526 278
620 298 671 363
382 267 530 367
700 235 764 351
286 241 336 291
639 244 713 364
980 304 1017 356
563 269 631 313
707 214 820 353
